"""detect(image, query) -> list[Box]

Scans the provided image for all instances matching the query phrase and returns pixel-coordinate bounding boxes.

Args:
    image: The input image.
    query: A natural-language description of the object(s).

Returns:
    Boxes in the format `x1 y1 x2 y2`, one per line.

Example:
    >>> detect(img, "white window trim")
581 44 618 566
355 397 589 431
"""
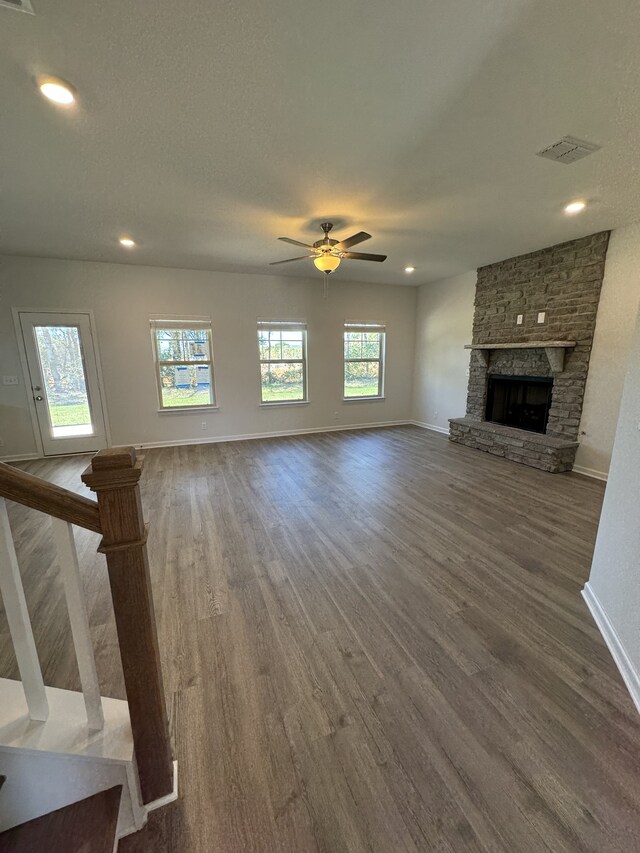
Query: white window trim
157 405 220 414
257 320 308 405
150 317 217 411
343 322 386 400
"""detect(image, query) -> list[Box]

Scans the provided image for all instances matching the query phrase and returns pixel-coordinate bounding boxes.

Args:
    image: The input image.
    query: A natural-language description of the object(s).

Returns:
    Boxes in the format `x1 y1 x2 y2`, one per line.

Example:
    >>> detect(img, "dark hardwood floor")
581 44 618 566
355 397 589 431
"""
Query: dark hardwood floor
2 426 639 852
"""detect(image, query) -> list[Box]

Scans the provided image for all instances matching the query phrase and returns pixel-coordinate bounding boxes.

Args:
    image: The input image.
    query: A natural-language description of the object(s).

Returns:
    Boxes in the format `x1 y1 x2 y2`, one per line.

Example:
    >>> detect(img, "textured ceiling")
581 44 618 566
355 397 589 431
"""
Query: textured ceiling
1 0 640 285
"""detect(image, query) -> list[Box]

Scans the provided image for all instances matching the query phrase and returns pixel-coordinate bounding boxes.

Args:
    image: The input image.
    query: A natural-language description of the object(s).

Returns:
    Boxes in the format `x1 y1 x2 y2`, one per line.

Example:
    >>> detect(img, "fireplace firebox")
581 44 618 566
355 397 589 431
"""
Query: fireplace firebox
485 374 553 434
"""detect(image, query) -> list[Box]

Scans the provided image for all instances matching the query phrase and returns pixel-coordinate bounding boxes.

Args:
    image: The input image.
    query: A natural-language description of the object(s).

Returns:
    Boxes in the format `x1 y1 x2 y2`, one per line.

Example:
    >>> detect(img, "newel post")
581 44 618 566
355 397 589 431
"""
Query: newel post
82 447 174 804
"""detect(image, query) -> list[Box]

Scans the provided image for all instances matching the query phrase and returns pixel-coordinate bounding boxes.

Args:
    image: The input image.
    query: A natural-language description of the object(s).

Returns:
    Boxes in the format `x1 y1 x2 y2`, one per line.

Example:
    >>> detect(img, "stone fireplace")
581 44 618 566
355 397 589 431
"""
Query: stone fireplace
449 231 610 473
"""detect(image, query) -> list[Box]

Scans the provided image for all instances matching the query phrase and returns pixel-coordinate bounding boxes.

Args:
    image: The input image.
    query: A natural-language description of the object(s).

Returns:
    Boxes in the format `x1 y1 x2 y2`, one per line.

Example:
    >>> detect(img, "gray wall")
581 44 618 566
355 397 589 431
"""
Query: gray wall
585 300 640 709
579 222 640 476
411 272 475 432
0 256 417 458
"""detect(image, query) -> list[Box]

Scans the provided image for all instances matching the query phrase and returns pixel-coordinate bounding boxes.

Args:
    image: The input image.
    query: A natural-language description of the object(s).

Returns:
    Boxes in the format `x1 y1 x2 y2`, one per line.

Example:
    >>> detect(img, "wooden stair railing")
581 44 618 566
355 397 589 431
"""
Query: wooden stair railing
82 447 174 804
0 448 174 805
0 464 101 534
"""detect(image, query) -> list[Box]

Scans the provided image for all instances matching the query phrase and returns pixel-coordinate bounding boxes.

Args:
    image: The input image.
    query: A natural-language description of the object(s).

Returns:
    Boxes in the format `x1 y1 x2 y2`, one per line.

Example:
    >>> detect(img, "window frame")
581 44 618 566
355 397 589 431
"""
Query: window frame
257 320 308 405
150 317 217 412
343 322 386 401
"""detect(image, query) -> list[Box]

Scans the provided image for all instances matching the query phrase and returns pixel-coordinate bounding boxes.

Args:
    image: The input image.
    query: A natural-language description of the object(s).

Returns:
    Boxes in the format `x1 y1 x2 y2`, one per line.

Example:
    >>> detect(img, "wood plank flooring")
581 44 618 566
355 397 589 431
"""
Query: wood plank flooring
2 426 639 852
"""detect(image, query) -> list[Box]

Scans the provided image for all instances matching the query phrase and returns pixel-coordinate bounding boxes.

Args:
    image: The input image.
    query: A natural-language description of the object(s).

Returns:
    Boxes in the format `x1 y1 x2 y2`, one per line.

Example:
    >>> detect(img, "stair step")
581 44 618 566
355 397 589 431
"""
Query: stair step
0 785 122 853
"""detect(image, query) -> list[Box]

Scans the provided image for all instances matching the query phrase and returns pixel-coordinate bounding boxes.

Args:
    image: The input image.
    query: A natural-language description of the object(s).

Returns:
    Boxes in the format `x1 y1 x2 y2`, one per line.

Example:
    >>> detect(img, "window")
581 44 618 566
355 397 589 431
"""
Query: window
343 322 385 399
258 320 307 404
151 318 216 409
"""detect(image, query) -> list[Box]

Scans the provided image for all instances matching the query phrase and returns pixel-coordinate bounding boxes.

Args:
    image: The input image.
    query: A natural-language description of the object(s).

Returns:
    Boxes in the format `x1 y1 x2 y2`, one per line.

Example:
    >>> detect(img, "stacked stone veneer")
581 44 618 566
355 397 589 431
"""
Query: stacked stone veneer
449 231 610 473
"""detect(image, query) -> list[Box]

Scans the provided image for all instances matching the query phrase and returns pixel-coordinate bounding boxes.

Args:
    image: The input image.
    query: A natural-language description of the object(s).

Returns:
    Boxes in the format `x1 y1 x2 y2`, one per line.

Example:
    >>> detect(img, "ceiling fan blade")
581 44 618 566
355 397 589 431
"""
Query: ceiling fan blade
269 255 316 265
341 251 387 262
334 231 371 250
278 237 316 250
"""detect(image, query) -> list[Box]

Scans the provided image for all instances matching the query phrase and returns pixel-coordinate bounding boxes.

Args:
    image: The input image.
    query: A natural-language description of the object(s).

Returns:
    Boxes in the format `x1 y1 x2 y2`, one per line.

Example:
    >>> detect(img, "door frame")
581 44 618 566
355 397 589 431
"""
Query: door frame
12 307 112 457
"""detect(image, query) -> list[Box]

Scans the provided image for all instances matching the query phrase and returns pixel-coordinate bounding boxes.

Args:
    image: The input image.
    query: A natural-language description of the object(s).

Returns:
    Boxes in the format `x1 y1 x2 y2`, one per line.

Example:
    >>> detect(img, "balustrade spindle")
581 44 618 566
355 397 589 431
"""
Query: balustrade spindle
51 517 104 731
0 498 49 722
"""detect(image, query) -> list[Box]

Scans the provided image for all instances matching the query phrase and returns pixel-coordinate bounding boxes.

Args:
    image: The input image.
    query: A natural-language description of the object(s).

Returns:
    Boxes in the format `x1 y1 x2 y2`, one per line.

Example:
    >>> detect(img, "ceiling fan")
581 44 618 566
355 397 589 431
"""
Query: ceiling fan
270 222 387 276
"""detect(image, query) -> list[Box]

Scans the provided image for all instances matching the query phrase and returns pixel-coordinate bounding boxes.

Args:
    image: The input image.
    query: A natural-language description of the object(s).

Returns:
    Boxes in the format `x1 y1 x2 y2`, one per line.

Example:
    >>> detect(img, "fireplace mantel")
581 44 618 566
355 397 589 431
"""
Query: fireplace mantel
464 340 576 372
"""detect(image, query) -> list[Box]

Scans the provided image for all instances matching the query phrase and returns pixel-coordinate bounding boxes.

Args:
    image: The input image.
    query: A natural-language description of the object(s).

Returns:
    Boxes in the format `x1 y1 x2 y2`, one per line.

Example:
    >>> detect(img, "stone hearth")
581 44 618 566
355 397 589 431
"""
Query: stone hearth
450 231 610 473
449 417 578 473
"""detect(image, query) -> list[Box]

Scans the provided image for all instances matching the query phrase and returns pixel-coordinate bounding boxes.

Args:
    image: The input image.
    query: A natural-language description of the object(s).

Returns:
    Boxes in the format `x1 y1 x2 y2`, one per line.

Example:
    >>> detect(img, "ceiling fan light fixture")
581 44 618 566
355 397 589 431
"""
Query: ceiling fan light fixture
271 222 386 277
313 254 341 273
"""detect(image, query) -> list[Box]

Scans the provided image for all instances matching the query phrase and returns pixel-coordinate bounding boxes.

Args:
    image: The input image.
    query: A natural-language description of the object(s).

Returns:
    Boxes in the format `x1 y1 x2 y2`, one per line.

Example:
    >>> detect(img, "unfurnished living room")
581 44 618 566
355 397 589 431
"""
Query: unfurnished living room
1 2 640 852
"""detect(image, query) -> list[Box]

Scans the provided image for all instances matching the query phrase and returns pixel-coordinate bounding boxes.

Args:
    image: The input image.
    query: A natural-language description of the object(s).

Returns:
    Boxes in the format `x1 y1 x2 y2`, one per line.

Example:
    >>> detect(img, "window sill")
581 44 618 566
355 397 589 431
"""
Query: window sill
157 405 219 414
342 396 385 402
259 400 309 407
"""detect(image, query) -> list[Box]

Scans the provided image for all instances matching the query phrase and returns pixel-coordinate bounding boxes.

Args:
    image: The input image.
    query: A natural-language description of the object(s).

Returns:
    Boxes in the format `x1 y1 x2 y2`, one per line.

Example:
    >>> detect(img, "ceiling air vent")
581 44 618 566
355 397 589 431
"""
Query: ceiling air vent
0 0 34 12
536 136 600 164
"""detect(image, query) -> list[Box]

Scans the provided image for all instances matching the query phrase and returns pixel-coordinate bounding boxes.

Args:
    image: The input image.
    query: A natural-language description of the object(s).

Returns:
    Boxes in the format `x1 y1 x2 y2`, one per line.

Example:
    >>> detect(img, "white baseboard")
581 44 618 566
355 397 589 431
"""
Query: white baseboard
572 464 608 482
144 760 179 816
582 582 640 715
410 420 450 436
0 452 39 463
132 420 412 450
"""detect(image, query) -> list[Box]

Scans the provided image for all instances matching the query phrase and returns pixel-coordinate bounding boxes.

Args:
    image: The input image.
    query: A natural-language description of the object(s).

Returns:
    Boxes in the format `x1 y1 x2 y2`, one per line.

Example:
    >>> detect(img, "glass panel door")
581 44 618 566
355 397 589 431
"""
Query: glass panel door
19 313 108 456
33 325 94 438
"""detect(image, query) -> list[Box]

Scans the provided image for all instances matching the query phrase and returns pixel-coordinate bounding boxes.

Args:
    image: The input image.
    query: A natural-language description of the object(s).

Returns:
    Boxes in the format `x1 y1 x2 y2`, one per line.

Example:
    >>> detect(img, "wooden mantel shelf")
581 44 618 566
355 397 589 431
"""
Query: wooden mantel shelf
464 341 576 350
464 340 576 372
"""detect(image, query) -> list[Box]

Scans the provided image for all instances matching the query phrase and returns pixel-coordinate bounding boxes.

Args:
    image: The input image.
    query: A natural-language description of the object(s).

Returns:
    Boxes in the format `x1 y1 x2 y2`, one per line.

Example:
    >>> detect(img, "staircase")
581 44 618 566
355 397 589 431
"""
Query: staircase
0 448 177 849
0 786 122 853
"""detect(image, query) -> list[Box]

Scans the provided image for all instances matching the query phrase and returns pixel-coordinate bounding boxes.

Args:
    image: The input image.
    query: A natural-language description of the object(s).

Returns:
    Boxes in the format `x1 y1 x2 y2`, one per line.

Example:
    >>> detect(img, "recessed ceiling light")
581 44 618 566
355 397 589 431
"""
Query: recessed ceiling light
37 76 76 106
564 200 587 215
404 266 416 273
119 237 136 248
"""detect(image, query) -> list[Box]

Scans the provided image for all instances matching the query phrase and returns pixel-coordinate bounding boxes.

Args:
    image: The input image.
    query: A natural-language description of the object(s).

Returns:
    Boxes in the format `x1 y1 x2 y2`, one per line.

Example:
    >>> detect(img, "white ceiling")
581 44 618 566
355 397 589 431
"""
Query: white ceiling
1 0 640 285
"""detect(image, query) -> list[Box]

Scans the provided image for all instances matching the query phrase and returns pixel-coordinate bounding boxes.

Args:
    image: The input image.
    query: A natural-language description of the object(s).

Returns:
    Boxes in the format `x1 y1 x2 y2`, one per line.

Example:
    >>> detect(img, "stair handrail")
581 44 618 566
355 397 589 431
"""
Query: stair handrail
0 462 101 534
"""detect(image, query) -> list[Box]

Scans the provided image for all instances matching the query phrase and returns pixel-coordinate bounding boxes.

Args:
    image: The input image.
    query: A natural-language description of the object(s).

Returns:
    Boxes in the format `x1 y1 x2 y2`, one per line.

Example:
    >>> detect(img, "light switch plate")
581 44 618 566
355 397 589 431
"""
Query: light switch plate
537 311 546 324
516 314 524 325
2 376 19 386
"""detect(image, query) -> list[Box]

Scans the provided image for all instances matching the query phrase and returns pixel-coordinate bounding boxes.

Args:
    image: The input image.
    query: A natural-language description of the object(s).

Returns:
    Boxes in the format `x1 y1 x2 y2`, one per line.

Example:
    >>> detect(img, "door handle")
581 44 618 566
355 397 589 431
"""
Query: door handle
34 395 44 401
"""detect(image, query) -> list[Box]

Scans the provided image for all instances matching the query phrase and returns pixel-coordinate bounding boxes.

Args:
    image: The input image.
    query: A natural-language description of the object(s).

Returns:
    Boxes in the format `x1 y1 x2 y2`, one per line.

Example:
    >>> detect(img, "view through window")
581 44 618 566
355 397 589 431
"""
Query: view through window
343 323 386 398
34 324 94 437
151 319 216 409
258 321 307 403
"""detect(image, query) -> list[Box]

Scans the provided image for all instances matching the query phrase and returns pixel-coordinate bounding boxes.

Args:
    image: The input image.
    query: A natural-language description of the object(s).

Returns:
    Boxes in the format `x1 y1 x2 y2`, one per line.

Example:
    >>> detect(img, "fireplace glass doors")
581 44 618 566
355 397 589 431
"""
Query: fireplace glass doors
485 374 553 434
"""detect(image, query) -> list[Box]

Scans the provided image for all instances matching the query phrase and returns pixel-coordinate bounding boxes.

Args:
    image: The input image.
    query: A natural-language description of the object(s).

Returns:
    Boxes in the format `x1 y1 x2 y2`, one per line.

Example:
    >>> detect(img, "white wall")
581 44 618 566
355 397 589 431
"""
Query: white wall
575 223 640 478
0 256 417 458
584 301 640 712
411 223 640 477
411 272 476 432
